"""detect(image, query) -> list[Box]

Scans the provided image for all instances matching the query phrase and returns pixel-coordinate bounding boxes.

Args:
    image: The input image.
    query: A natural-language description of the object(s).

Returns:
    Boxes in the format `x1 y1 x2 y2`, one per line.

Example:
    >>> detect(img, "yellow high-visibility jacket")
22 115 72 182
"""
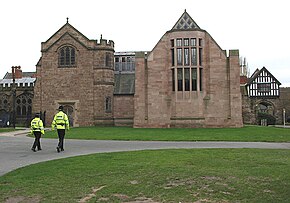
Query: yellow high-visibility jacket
51 111 69 130
30 117 45 135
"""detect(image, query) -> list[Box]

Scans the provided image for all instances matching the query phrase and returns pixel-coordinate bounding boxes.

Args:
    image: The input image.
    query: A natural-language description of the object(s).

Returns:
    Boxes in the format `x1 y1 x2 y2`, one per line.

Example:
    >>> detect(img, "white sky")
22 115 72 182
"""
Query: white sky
1 0 289 86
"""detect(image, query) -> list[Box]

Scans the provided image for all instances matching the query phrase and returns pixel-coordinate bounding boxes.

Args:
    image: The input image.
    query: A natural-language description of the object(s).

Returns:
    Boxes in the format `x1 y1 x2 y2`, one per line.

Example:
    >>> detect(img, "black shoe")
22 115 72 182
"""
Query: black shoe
31 148 36 152
38 148 42 151
61 148 64 151
56 147 60 153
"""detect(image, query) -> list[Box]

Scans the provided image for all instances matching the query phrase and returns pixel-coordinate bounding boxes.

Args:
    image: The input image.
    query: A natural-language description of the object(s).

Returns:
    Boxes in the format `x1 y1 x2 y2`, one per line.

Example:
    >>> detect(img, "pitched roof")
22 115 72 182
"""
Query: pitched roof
3 72 36 79
42 21 93 52
247 67 281 85
44 21 90 45
171 9 200 31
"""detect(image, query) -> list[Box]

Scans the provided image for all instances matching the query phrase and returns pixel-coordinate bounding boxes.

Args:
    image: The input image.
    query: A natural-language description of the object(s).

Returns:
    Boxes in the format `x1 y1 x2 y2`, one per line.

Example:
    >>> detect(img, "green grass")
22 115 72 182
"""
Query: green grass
1 149 290 202
0 128 19 133
43 125 290 142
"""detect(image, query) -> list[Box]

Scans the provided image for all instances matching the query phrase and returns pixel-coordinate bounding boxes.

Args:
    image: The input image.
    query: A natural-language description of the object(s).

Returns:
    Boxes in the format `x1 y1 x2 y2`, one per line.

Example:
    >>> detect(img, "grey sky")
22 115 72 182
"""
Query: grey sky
1 0 289 86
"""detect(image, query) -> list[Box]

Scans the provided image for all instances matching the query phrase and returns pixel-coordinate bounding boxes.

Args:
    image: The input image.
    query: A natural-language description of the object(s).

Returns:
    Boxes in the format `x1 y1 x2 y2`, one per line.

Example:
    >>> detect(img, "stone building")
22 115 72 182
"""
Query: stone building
0 66 35 127
33 20 115 127
3 10 289 128
133 11 242 128
31 10 243 128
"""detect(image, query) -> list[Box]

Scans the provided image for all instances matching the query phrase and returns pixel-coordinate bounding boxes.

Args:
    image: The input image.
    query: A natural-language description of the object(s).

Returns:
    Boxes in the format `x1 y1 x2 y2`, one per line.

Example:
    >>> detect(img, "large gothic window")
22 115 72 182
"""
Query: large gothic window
59 46 76 67
16 94 33 116
171 37 203 92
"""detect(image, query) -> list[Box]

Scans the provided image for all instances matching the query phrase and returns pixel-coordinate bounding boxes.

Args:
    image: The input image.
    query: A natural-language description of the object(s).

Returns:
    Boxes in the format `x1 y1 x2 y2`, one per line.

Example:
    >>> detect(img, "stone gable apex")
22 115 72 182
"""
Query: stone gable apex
41 22 95 51
42 32 90 52
171 9 201 31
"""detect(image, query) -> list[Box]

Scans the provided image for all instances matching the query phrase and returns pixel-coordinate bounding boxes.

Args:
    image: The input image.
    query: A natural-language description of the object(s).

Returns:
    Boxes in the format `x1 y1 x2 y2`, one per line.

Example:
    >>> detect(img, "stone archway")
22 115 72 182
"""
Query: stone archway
256 101 274 115
255 100 276 125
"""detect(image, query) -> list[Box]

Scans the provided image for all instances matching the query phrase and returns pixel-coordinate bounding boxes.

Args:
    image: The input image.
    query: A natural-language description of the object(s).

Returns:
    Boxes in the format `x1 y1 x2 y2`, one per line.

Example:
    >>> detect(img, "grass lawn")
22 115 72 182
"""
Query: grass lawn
0 148 290 202
43 125 290 142
0 128 19 133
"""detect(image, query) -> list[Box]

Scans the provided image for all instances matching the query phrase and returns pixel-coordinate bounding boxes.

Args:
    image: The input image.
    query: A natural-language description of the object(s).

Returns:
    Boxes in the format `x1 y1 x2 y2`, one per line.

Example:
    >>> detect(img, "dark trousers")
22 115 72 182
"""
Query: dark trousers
32 131 42 150
57 129 66 150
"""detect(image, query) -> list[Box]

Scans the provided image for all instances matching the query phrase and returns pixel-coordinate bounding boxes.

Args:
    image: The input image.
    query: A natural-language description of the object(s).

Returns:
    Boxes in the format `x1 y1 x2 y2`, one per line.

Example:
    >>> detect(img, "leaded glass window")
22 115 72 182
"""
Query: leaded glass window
184 48 189 66
185 68 190 91
176 39 182 46
15 94 33 116
191 47 197 66
192 68 197 91
59 46 76 67
171 37 203 92
105 97 112 113
177 68 183 91
177 48 182 65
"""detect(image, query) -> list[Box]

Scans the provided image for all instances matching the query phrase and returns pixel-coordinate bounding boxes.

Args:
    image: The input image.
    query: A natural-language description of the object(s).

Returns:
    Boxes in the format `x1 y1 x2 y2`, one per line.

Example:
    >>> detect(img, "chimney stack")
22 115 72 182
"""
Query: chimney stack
13 66 22 79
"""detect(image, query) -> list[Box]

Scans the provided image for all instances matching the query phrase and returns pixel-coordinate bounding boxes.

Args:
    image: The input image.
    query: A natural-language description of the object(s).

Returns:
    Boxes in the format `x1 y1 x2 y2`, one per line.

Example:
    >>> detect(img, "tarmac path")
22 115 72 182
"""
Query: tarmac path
1 129 290 176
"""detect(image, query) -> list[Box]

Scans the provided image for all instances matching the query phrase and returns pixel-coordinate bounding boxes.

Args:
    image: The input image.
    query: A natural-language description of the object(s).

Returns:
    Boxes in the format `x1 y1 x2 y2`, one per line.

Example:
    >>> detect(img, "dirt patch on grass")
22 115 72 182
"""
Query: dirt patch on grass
5 196 41 203
126 196 160 203
79 185 106 203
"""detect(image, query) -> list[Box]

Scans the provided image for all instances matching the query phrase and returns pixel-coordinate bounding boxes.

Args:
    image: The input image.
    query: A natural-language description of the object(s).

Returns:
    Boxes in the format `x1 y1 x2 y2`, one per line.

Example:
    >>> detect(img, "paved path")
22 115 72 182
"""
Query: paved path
1 129 290 176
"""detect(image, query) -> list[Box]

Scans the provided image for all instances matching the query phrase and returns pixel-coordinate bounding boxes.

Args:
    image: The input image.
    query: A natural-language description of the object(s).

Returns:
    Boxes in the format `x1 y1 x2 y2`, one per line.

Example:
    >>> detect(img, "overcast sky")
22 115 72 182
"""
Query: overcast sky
1 0 289 86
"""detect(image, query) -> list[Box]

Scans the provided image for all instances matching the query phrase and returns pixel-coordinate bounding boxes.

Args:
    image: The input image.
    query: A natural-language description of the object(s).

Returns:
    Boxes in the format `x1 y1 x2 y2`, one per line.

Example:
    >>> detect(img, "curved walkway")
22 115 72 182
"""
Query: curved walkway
1 129 290 176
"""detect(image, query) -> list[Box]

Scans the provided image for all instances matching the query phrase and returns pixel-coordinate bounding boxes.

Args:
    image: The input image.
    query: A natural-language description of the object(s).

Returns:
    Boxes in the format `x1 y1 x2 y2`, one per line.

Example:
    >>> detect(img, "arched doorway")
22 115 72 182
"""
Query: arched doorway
62 105 74 127
255 101 276 125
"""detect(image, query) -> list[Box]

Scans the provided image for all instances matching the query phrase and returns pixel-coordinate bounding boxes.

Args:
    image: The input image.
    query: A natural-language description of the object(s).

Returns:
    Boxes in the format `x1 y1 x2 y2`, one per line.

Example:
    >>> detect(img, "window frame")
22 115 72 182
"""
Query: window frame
58 46 77 68
171 37 203 92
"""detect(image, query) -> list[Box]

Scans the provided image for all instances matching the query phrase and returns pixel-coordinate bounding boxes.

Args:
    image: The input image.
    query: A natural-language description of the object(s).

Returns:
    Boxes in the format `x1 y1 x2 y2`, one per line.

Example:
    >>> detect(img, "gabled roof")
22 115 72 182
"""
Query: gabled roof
44 21 90 44
247 67 281 85
42 19 92 52
171 9 200 31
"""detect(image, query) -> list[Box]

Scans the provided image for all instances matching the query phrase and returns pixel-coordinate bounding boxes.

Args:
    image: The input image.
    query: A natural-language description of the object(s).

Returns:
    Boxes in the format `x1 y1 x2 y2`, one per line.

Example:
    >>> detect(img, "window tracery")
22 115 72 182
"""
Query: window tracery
59 46 76 67
16 94 33 116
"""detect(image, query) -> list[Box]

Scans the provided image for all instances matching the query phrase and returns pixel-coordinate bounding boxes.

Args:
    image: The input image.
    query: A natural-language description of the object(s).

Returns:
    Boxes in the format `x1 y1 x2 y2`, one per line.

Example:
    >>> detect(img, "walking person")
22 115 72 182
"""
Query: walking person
52 106 69 153
30 113 45 152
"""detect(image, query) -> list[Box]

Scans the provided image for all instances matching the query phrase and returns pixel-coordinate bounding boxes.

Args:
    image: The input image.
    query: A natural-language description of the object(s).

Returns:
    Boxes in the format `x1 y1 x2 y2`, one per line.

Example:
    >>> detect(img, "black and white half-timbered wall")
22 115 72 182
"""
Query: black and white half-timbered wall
241 67 286 125
247 67 280 98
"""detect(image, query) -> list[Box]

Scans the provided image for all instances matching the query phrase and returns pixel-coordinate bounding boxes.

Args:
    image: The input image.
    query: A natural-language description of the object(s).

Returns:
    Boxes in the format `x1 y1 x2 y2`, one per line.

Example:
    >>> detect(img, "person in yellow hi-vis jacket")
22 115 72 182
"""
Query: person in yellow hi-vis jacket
52 106 69 153
30 113 45 152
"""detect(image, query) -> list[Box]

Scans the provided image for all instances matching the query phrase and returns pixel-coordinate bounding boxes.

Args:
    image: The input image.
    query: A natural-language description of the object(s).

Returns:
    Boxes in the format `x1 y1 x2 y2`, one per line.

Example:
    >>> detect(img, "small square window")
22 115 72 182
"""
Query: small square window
176 38 182 46
190 38 196 46
184 38 189 46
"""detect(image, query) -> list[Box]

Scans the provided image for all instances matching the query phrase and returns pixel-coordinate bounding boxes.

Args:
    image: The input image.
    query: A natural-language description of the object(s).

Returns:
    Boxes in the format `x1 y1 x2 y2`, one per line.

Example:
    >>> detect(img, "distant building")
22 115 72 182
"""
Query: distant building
32 10 242 128
2 11 289 127
0 66 35 126
13 11 290 127
241 65 290 125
